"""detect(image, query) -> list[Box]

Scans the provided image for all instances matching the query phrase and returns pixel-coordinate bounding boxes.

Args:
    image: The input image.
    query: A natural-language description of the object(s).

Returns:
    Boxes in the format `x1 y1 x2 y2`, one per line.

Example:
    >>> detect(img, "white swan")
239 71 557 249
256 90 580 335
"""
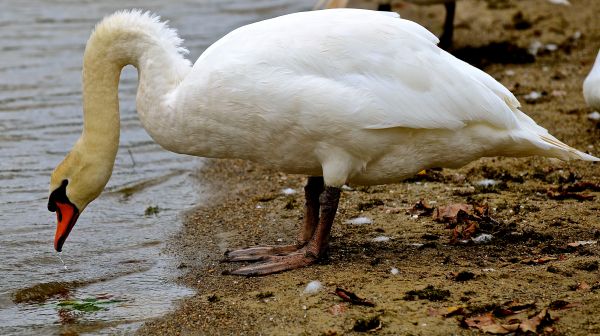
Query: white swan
314 0 457 49
584 49 600 111
49 9 598 276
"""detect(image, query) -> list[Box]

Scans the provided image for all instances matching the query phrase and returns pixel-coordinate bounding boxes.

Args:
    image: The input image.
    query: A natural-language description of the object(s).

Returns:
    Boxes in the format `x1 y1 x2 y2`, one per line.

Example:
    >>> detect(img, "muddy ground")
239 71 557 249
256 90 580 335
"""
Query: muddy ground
140 0 599 335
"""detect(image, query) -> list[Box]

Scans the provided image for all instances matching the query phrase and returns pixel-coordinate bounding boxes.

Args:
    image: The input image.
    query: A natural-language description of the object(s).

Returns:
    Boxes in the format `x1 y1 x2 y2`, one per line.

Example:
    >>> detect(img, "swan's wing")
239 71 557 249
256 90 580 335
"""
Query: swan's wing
197 9 519 131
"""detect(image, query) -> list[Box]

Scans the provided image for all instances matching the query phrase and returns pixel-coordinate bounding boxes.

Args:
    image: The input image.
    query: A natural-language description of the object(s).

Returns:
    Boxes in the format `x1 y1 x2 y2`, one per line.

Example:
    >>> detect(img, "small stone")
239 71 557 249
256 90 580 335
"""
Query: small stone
587 111 600 121
281 188 296 195
372 236 390 242
344 217 372 225
472 234 494 244
303 280 323 295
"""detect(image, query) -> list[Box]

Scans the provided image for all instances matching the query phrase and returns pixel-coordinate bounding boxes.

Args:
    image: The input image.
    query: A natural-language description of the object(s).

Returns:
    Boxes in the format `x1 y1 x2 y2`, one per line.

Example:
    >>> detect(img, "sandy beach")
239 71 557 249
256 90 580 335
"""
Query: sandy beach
140 0 599 334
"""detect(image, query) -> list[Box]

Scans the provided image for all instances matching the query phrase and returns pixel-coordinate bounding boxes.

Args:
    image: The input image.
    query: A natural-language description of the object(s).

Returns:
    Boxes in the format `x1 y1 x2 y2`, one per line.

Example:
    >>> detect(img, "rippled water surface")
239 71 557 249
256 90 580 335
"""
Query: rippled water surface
0 1 310 334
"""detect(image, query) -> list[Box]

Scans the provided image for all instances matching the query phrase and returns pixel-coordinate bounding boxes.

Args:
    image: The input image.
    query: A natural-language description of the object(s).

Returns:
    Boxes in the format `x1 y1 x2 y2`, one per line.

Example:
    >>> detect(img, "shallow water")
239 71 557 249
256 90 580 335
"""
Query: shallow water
0 0 311 334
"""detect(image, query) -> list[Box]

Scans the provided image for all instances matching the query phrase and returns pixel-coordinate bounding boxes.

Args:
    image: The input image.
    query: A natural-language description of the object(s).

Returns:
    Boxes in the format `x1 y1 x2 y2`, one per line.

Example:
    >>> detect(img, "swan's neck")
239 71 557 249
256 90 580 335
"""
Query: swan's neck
78 11 192 184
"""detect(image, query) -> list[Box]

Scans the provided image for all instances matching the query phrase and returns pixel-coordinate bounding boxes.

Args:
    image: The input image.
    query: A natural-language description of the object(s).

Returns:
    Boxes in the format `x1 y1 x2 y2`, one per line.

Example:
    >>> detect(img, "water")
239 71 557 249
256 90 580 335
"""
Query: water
0 1 312 335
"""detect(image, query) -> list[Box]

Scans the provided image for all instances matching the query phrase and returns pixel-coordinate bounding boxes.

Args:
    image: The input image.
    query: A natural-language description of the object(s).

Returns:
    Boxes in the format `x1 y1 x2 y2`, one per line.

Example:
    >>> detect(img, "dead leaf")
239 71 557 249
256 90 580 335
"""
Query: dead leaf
464 313 512 334
547 190 594 201
433 204 472 223
441 306 466 317
408 200 434 216
518 308 555 333
563 181 600 192
549 300 579 310
521 256 558 265
547 183 597 201
335 288 375 307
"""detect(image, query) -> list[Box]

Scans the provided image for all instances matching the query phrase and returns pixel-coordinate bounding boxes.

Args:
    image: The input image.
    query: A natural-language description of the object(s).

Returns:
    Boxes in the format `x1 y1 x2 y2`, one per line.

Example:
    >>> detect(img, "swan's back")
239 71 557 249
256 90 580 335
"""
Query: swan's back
171 9 596 185
191 9 517 130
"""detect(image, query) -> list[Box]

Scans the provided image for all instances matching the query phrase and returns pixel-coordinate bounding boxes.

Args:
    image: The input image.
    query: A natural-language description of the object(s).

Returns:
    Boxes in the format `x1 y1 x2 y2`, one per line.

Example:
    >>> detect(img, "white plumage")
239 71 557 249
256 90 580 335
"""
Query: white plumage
584 49 600 111
49 9 597 273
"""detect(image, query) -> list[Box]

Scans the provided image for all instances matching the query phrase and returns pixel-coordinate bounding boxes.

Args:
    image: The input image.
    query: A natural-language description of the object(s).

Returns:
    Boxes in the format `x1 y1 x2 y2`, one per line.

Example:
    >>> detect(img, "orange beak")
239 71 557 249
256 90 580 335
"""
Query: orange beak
53 202 79 252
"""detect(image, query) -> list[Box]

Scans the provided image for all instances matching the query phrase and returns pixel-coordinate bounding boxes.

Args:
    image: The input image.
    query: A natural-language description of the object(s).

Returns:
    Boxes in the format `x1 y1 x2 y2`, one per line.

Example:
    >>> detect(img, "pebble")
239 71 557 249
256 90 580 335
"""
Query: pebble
303 280 323 295
281 188 296 195
390 268 399 275
587 111 600 121
472 233 494 244
344 217 372 225
372 236 390 242
475 179 497 187
547 0 570 5
524 91 542 102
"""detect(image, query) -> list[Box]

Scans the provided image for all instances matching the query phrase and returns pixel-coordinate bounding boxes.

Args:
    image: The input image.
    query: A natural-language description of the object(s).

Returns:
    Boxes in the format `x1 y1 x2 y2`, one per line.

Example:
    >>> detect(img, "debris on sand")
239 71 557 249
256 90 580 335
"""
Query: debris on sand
524 90 543 103
472 233 494 244
520 256 559 265
353 315 382 332
281 188 296 195
344 217 373 225
440 300 576 334
450 271 476 282
408 200 502 243
588 111 600 121
407 199 434 217
547 181 599 201
335 288 375 307
404 285 451 302
567 240 597 247
372 236 390 242
547 0 570 5
303 280 323 295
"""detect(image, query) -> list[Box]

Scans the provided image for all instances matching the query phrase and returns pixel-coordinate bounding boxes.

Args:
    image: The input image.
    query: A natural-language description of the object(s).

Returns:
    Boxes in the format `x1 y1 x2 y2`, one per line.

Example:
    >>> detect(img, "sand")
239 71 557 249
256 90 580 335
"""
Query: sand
139 0 600 334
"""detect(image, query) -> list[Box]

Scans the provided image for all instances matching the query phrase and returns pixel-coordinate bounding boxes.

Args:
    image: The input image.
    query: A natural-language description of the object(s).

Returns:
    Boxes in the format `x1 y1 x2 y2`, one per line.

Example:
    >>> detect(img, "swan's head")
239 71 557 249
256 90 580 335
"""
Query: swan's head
49 141 113 252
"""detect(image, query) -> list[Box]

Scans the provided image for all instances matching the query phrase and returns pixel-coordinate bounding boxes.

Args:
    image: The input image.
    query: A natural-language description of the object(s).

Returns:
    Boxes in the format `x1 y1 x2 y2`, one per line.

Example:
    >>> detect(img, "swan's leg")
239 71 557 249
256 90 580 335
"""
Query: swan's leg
376 3 391 11
298 176 325 242
223 176 324 262
439 1 456 50
224 186 341 276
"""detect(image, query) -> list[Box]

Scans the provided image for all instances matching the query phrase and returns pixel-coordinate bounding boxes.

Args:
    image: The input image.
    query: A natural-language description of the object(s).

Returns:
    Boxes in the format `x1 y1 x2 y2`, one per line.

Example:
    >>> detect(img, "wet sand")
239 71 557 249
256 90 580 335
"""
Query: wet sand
140 0 599 334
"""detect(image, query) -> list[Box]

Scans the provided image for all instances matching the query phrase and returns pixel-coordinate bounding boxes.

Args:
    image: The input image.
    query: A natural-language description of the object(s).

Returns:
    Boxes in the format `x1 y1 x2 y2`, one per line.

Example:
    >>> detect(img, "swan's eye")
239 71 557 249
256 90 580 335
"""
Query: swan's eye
48 179 69 212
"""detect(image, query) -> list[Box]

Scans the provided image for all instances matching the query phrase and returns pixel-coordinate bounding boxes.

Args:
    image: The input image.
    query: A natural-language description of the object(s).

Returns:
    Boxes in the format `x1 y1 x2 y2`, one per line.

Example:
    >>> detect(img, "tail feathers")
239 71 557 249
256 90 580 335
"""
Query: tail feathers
514 110 598 161
538 134 599 161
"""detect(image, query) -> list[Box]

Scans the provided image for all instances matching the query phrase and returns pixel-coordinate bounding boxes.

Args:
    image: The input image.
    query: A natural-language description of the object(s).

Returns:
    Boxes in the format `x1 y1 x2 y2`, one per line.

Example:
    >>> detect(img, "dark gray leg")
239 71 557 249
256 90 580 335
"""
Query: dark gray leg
223 177 324 262
224 186 341 276
298 176 324 243
439 1 456 50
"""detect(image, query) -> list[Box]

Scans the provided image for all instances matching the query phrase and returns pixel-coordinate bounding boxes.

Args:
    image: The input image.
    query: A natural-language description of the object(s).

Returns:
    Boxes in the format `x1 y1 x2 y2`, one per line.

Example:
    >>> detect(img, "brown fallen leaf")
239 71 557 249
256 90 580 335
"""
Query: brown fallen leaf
493 300 537 316
441 306 466 317
407 199 434 216
519 308 555 333
335 288 375 307
549 300 580 310
547 189 595 201
562 181 600 192
433 204 473 223
521 256 558 265
464 313 512 334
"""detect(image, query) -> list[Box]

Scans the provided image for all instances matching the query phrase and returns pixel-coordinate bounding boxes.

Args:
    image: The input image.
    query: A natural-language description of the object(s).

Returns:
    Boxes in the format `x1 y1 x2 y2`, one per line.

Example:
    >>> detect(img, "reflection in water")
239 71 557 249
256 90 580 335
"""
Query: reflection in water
0 0 312 335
